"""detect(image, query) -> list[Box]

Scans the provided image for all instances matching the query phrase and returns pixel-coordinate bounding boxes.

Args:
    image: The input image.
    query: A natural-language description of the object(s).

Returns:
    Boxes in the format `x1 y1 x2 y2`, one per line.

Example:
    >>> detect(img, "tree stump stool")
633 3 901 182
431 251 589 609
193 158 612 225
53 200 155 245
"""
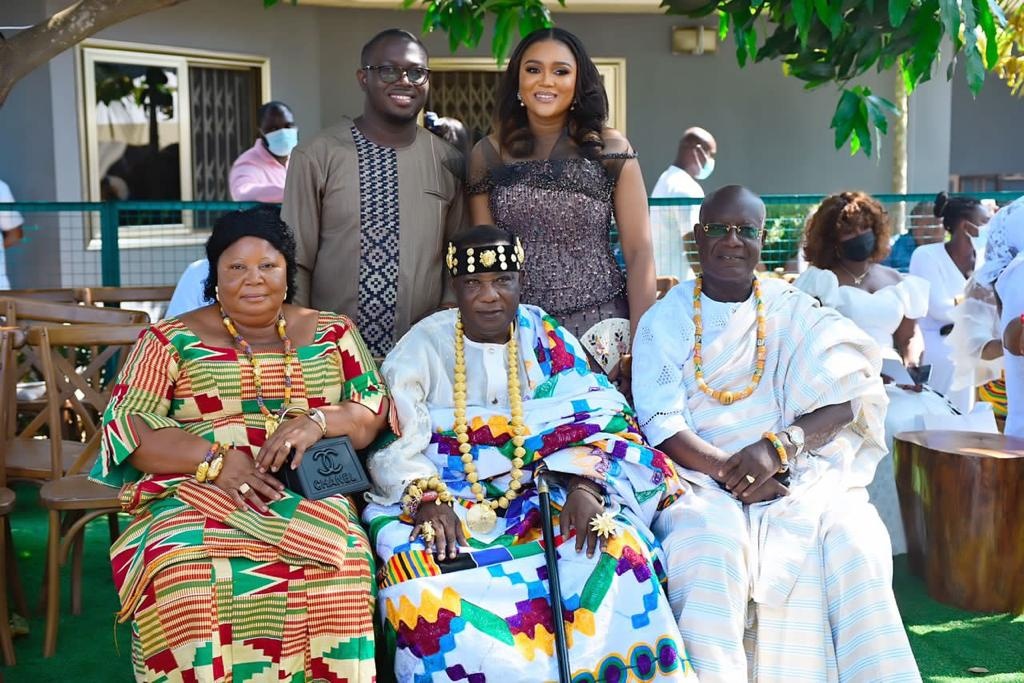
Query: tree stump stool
893 430 1024 614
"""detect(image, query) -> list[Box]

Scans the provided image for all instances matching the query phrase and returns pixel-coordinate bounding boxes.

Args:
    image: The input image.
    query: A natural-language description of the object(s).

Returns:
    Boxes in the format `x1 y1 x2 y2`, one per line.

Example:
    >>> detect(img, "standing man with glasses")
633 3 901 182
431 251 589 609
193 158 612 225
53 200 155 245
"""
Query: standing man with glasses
283 28 466 358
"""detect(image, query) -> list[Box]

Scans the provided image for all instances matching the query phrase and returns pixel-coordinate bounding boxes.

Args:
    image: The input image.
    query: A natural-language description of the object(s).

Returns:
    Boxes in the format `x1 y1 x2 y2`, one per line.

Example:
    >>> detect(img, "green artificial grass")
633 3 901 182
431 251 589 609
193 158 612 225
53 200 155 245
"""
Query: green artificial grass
1 483 1021 681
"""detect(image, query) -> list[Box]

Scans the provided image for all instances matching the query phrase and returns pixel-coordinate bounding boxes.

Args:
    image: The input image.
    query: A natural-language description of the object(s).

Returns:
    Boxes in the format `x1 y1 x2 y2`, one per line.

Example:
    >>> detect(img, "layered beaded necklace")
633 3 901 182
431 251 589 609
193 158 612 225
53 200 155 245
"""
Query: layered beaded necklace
692 275 766 405
221 309 294 435
453 312 526 534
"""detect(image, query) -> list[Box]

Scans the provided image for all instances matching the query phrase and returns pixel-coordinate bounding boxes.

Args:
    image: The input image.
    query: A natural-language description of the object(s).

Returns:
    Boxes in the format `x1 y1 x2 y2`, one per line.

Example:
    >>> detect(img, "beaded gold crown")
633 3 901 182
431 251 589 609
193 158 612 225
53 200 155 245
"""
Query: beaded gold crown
445 237 526 277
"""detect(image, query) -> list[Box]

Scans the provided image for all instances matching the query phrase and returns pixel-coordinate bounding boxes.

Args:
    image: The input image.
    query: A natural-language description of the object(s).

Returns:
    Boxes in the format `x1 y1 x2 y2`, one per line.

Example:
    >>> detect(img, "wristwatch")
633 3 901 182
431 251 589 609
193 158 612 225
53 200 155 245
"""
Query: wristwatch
305 408 328 436
780 425 805 459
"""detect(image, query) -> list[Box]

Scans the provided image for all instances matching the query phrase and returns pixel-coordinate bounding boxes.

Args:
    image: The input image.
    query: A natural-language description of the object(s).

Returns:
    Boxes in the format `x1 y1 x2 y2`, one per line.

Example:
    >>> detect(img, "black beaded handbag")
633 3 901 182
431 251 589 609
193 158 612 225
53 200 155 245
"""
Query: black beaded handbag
273 435 371 500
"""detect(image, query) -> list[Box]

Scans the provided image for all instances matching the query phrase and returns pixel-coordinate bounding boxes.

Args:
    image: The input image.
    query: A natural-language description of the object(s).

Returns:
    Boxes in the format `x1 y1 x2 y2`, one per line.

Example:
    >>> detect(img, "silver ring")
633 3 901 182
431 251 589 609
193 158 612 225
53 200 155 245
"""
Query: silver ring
238 482 251 495
284 440 293 450
744 474 756 485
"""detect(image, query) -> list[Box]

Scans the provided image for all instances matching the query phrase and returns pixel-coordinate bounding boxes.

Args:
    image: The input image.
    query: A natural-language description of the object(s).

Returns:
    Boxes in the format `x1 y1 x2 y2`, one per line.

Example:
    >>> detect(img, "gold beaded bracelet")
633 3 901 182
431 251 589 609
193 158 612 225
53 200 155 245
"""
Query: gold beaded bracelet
762 431 789 473
401 475 454 517
196 442 226 483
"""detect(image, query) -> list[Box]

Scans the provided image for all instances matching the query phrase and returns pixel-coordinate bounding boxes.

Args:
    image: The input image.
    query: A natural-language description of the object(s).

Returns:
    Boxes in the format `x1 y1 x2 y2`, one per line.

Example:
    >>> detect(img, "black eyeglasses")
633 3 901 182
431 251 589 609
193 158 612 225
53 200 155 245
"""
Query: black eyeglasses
699 223 764 240
362 65 431 85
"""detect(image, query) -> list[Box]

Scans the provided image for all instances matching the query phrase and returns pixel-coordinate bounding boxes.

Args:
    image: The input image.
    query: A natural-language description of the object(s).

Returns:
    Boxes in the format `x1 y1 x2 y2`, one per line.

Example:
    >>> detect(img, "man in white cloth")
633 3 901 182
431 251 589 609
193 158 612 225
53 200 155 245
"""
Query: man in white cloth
633 185 920 681
364 225 696 682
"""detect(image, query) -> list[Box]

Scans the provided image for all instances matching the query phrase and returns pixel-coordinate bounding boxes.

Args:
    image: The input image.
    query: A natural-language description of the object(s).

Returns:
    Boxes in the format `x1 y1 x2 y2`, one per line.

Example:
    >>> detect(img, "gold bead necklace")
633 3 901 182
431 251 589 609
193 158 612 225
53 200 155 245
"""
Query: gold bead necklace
221 309 294 434
692 276 766 406
453 312 526 534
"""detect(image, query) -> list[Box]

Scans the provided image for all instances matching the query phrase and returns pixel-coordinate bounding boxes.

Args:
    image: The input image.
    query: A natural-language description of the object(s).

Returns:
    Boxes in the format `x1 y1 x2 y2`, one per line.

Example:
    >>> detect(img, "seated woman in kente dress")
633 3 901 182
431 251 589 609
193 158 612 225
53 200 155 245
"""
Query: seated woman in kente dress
364 225 696 682
90 206 389 682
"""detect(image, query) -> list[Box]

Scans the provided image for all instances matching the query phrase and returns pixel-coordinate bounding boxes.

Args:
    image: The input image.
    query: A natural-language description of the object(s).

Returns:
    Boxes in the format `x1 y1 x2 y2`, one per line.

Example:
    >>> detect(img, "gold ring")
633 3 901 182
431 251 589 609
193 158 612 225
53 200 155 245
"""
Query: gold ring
419 520 436 544
589 512 619 539
238 482 251 495
744 474 756 485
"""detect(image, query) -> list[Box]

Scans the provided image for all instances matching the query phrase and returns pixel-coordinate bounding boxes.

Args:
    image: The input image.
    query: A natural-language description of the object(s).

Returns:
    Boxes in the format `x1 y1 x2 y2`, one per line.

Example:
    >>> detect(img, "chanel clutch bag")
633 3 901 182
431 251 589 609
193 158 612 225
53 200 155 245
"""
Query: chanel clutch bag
274 435 371 500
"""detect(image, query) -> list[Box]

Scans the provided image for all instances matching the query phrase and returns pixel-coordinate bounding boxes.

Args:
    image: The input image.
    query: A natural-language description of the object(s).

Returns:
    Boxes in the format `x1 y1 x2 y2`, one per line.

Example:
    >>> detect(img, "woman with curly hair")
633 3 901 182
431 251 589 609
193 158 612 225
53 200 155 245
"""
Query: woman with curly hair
467 28 655 375
795 191 955 555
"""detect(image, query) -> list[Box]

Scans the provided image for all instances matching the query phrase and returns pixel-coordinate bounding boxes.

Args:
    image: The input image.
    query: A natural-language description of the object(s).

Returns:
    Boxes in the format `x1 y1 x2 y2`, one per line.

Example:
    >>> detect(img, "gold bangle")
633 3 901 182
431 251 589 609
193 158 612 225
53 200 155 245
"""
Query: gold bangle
195 442 221 483
762 431 788 472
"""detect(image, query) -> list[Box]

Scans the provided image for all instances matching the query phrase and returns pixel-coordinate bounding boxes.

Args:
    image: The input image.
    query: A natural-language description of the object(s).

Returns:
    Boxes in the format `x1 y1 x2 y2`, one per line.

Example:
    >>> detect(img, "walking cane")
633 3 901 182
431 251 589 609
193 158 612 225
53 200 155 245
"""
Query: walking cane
535 465 572 683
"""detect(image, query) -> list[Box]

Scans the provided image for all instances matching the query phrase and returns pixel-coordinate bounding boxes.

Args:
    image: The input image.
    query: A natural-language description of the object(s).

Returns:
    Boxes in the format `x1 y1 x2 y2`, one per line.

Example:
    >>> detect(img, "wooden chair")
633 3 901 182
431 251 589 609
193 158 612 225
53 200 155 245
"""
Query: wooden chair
3 288 78 304
0 298 148 484
75 285 175 306
30 323 146 657
0 329 24 665
656 276 679 299
894 430 1024 615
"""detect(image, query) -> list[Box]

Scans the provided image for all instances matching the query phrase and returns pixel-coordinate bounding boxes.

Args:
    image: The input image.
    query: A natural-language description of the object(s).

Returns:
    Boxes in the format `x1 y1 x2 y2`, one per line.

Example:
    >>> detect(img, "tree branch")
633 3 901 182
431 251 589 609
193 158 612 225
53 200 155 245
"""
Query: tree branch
0 0 193 107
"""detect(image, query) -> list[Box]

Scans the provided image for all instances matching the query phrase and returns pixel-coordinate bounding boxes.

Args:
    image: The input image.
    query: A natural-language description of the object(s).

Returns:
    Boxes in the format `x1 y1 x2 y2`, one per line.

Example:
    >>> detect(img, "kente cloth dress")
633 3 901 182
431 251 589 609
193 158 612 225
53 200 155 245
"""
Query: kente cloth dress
90 312 387 683
794 267 956 555
364 305 697 682
468 136 633 339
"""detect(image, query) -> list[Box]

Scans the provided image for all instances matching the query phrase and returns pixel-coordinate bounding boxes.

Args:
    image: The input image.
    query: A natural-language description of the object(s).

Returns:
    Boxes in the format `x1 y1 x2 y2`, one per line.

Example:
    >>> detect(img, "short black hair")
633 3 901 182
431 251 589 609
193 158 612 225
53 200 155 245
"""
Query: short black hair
360 28 426 66
257 101 292 128
933 191 983 232
453 224 516 250
203 205 298 304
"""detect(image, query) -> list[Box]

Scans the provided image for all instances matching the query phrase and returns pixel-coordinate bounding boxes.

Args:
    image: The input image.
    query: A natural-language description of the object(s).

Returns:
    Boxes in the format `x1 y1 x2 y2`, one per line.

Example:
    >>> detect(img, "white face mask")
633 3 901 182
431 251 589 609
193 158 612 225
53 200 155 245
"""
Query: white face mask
694 156 715 181
264 127 298 157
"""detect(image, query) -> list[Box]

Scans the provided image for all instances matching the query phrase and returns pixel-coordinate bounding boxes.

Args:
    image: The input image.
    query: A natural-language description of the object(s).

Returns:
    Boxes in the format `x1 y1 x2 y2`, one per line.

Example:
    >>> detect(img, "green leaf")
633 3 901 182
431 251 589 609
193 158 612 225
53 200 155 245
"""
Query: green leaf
938 0 961 46
854 96 873 156
791 0 811 47
976 0 1000 69
718 9 730 42
888 0 911 27
813 0 843 37
831 88 861 150
492 8 515 62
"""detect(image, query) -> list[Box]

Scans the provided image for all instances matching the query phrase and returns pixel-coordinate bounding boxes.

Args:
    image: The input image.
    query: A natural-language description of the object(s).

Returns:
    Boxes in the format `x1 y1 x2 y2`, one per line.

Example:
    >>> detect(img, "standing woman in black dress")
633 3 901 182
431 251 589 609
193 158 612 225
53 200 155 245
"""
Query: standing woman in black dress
468 28 656 357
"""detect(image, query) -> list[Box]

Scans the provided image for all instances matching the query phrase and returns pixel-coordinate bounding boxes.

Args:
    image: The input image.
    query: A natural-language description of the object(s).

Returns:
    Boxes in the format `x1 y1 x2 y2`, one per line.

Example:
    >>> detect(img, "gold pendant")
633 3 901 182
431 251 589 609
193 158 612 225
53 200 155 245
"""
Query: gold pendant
265 416 279 436
466 504 497 534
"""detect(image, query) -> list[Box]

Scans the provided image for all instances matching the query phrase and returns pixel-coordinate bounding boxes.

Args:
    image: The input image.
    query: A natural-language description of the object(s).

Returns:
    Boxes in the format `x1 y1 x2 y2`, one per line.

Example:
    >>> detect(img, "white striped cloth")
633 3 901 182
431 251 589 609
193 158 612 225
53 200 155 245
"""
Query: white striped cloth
635 278 920 681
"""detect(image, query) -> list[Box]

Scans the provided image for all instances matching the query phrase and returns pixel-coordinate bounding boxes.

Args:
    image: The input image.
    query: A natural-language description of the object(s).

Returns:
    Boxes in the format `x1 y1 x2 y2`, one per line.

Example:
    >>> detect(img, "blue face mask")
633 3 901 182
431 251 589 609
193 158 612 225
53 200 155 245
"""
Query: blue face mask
264 128 298 157
694 156 715 181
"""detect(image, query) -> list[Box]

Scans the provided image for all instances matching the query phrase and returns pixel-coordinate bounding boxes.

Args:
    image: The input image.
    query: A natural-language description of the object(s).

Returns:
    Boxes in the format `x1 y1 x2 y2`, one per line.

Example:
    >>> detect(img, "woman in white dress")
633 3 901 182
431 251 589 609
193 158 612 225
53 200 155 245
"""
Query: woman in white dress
794 191 956 554
975 195 1024 437
909 192 992 411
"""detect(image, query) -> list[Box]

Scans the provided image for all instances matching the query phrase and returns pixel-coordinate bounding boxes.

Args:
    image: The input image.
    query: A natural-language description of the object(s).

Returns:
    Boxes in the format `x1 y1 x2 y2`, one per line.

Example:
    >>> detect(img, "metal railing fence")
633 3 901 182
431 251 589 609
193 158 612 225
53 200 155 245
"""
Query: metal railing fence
1 193 1020 290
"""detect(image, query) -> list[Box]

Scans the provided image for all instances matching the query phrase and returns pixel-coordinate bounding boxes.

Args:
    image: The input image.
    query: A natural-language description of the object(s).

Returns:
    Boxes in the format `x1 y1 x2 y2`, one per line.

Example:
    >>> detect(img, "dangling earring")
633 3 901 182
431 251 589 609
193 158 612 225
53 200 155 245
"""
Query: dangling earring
215 285 220 302
284 286 288 300
570 99 577 112
517 92 525 107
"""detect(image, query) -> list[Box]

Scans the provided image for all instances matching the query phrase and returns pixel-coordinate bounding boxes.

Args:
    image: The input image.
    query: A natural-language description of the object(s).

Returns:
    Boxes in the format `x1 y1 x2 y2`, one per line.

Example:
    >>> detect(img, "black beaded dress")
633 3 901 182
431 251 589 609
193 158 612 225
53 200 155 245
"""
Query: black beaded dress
468 134 635 339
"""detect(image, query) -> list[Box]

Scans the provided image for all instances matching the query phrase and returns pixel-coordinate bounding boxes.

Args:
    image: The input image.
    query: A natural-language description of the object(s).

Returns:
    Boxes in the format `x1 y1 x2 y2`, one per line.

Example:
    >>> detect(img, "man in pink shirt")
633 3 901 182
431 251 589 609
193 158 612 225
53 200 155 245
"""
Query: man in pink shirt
229 101 297 202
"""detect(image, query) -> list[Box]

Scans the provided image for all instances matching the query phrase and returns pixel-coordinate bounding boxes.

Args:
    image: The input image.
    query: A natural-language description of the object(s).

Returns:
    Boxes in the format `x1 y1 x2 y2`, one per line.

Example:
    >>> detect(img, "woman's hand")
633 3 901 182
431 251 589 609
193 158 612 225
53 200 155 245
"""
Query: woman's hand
719 438 782 499
257 414 324 474
559 487 607 558
410 503 466 561
212 448 285 512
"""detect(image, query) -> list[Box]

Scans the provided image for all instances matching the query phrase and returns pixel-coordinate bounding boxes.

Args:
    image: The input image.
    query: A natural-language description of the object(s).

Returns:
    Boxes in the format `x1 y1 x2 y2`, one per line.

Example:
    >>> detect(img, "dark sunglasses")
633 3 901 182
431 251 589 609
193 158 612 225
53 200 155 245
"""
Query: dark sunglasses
699 223 764 240
362 64 430 86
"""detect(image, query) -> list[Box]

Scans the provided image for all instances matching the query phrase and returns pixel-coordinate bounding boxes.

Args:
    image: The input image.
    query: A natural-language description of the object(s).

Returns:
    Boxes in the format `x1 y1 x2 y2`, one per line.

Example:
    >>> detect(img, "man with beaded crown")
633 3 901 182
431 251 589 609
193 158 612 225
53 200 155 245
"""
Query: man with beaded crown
632 185 920 681
363 225 697 681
